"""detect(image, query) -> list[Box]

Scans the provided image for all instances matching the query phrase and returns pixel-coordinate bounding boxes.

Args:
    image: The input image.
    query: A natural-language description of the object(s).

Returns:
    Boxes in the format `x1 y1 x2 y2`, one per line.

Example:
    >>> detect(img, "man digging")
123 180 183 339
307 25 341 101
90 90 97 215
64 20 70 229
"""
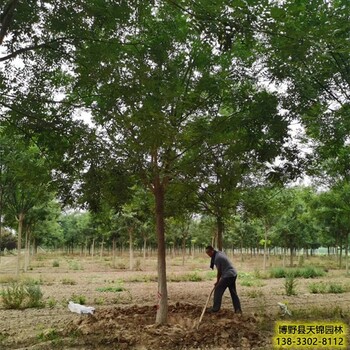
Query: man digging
205 245 242 314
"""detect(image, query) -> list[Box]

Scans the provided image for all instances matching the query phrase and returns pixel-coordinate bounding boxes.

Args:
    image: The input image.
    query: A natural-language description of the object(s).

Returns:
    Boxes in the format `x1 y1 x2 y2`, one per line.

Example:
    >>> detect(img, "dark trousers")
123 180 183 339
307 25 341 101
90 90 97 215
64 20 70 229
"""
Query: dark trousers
212 276 242 312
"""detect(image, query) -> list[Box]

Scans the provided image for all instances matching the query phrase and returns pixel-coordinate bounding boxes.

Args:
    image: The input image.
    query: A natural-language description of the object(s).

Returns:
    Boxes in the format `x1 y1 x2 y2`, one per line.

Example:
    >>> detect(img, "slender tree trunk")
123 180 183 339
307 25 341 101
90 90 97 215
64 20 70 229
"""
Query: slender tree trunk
263 224 269 271
33 237 38 255
24 228 31 272
143 236 147 260
153 178 168 325
217 216 224 251
16 212 25 276
91 238 95 259
129 227 134 270
100 238 104 259
339 237 343 268
182 234 186 266
290 247 294 267
112 238 116 268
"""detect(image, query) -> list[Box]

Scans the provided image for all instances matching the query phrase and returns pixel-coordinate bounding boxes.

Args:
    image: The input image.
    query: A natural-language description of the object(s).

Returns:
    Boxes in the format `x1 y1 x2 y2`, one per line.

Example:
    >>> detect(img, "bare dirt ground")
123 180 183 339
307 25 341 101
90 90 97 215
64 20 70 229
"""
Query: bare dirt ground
0 252 350 349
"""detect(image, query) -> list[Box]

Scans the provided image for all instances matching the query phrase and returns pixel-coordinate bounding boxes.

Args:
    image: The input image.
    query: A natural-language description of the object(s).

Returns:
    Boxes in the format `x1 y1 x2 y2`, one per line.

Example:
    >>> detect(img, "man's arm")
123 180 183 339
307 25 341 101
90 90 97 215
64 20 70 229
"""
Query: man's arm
215 263 222 286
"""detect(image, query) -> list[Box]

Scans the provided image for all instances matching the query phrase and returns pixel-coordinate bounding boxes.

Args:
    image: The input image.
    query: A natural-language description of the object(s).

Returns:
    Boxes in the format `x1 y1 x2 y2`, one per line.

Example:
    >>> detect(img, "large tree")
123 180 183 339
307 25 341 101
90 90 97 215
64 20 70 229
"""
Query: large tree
0 132 52 275
262 0 350 183
69 2 271 324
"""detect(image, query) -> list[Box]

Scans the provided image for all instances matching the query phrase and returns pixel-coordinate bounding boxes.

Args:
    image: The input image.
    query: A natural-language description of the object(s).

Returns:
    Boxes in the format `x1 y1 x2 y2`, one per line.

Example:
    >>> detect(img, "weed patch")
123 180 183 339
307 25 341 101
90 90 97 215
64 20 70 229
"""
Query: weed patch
61 278 76 285
270 266 326 278
239 272 265 287
70 294 86 305
308 282 346 294
96 285 125 293
284 275 297 296
1 281 44 309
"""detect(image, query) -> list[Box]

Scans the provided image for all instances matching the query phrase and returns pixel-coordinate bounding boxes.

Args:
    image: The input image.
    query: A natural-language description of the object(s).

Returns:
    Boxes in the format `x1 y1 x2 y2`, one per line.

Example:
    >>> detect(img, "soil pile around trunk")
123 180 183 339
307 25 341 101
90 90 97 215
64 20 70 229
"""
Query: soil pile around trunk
63 303 271 349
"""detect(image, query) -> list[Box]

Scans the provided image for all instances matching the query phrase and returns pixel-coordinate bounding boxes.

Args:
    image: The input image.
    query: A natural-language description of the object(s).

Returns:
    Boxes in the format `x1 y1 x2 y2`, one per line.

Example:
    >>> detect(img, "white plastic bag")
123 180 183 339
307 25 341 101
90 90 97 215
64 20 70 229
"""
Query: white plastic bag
68 301 95 314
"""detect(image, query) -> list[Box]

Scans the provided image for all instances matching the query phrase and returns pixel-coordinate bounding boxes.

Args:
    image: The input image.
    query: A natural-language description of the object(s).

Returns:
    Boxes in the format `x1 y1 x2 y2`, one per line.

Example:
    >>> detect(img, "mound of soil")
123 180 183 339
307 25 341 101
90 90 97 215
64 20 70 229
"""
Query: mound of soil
62 303 271 349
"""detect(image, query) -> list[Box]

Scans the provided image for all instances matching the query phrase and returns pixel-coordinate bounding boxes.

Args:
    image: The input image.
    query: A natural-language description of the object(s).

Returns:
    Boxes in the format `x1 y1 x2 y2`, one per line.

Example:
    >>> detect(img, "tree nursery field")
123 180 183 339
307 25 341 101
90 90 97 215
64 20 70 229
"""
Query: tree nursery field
0 252 349 349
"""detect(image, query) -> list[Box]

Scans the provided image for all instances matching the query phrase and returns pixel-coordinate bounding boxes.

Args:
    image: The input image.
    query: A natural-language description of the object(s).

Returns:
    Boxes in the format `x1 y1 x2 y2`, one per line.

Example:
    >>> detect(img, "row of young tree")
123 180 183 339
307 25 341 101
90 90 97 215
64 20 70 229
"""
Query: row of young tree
0 0 349 323
1 143 350 270
41 184 350 273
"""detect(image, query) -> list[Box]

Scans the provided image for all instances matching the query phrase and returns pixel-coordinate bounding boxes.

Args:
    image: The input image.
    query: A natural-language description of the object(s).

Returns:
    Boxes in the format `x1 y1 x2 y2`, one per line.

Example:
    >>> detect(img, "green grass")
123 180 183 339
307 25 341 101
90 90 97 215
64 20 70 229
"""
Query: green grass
61 278 76 285
308 282 347 294
1 281 44 309
127 275 157 282
168 272 203 282
37 328 62 345
270 266 326 278
292 306 350 321
284 275 298 296
96 285 125 293
245 290 264 298
127 271 213 283
70 294 86 305
68 260 83 271
239 272 265 287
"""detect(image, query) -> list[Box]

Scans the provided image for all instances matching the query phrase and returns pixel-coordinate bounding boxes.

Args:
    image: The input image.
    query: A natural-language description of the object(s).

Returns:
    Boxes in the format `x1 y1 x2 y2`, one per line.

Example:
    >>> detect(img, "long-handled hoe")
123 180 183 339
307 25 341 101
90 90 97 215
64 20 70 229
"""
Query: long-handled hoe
197 287 215 329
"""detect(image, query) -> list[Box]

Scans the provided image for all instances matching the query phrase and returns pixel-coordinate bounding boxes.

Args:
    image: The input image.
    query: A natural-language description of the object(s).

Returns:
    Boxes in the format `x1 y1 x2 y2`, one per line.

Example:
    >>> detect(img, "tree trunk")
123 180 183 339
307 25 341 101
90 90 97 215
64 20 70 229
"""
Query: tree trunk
24 227 31 272
217 216 224 251
129 227 134 271
84 238 88 257
263 224 269 271
339 237 343 268
182 234 186 266
33 237 38 255
143 236 147 260
16 212 25 276
290 247 294 267
346 232 349 274
91 238 95 259
112 238 116 268
153 178 168 325
100 238 104 259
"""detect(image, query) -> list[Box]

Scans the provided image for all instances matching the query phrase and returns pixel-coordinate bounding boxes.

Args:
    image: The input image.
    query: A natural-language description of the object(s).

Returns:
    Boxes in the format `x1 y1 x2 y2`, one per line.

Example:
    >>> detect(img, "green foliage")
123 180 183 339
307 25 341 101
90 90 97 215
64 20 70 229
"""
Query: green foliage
52 260 60 267
134 259 142 271
61 278 76 285
168 272 203 282
1 281 44 309
328 283 346 294
308 282 346 294
270 267 326 278
96 285 125 293
239 272 265 287
127 275 157 283
68 260 82 271
70 294 86 305
37 328 60 343
292 306 348 321
25 282 44 308
246 290 264 299
186 272 203 282
47 297 58 308
284 275 298 296
93 297 105 305
1 282 26 309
